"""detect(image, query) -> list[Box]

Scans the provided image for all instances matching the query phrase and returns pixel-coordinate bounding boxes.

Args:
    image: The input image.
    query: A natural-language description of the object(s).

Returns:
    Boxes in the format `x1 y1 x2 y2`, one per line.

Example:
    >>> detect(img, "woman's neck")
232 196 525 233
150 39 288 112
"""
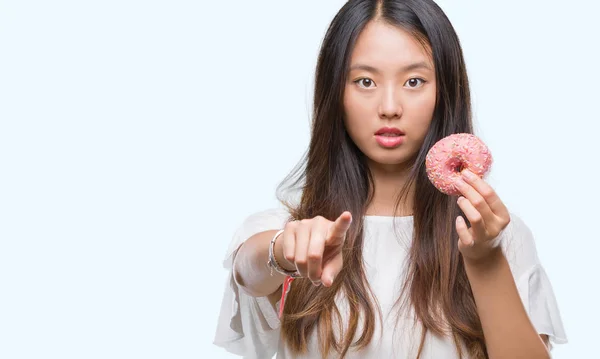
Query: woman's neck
365 161 414 217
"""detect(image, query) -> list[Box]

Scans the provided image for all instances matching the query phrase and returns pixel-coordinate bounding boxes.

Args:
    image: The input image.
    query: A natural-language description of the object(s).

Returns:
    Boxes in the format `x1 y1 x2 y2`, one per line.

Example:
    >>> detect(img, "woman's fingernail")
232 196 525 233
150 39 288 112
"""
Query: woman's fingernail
462 170 476 181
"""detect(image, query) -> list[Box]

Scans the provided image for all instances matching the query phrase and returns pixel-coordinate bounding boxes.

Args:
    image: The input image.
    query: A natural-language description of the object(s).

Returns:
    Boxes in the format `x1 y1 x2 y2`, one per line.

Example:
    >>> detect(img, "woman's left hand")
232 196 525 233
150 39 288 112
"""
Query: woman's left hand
454 169 511 263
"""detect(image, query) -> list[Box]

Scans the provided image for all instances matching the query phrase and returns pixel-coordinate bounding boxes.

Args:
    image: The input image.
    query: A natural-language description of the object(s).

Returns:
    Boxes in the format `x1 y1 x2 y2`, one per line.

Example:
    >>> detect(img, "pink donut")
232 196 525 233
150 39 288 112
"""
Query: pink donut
425 133 493 196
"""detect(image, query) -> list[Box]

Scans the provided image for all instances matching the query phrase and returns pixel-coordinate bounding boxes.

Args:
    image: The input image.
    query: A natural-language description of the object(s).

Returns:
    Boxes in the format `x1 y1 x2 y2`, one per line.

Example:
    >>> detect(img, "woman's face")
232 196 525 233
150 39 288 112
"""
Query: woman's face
343 20 437 170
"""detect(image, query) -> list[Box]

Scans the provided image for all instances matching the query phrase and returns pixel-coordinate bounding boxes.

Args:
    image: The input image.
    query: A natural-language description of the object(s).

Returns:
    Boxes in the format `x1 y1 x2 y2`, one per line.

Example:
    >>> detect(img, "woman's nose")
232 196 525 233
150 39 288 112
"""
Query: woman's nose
378 87 403 120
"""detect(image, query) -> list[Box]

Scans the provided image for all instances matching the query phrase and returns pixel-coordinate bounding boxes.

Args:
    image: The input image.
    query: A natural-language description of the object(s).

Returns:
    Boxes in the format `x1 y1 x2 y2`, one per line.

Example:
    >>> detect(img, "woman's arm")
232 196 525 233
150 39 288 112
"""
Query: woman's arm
233 229 292 298
454 169 554 358
464 248 550 359
233 213 351 298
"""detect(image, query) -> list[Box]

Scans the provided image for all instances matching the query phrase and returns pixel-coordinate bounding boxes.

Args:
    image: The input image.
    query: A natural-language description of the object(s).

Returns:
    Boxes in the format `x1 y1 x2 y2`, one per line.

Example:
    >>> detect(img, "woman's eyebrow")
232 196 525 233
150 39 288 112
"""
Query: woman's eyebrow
349 61 432 74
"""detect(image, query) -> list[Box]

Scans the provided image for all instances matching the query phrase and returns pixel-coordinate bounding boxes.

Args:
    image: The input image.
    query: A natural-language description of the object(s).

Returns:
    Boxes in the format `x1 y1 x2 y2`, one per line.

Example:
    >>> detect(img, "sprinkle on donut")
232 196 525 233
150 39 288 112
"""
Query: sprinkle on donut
425 133 493 196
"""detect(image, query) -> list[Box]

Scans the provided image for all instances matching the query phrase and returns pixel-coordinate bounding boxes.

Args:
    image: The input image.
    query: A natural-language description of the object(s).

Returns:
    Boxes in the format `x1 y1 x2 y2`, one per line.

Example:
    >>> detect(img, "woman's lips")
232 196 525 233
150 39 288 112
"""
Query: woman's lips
375 134 404 148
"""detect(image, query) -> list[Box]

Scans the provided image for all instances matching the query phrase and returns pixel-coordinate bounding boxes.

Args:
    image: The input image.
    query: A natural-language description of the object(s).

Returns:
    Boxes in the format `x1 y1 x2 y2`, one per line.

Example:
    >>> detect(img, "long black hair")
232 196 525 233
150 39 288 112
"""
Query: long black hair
277 1 483 358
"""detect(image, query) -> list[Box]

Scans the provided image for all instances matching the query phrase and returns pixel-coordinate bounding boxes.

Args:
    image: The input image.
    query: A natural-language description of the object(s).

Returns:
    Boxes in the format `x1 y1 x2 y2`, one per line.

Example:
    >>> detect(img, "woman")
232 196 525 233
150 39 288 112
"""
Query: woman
214 0 568 358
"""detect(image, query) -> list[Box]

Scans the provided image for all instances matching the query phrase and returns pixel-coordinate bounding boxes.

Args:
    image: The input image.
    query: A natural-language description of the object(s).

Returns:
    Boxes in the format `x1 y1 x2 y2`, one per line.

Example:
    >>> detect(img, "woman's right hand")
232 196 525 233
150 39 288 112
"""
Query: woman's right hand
274 211 353 287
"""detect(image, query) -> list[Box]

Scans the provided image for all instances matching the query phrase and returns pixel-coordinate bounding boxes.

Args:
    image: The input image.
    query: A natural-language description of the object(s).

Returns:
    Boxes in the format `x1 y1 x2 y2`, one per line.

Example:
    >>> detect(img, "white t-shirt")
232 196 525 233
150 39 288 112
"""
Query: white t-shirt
213 208 568 358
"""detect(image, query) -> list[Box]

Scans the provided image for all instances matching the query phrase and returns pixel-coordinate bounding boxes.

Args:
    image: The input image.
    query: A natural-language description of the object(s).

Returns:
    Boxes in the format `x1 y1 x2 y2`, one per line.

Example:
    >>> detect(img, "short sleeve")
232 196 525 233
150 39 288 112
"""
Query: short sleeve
501 213 569 351
213 207 291 358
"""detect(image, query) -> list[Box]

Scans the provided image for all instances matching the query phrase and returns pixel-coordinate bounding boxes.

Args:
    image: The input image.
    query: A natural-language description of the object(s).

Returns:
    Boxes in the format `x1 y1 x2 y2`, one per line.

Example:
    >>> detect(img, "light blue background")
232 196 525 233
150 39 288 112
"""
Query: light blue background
0 1 597 358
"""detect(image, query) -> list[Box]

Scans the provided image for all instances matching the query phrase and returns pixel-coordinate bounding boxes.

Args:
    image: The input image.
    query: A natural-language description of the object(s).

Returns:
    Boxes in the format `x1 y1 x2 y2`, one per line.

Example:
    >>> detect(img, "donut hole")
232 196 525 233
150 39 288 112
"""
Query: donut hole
447 158 466 174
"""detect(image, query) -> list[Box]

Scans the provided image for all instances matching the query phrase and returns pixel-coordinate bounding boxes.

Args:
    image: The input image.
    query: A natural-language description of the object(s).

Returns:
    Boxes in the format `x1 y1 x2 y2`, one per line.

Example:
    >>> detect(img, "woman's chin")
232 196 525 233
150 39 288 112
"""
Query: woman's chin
366 154 413 169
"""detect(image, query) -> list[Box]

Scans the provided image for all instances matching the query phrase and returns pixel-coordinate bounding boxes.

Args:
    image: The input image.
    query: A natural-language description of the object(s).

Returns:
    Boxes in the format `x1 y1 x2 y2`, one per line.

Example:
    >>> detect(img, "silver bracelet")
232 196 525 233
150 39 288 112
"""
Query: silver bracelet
267 229 301 278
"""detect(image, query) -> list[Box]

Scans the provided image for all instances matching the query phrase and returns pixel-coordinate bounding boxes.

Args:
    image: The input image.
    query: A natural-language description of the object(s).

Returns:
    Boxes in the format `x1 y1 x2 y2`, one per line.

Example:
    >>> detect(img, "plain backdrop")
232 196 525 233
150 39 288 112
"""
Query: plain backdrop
1 0 598 358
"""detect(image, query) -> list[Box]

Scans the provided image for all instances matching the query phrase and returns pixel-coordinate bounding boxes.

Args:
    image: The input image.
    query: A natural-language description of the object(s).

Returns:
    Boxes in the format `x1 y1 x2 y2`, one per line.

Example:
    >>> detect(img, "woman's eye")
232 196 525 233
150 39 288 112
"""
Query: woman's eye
355 78 376 89
405 78 426 88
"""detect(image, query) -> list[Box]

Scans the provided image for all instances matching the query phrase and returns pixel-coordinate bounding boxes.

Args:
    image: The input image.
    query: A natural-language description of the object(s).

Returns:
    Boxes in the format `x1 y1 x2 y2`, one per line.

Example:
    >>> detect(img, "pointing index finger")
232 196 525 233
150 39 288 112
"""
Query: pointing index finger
327 211 352 242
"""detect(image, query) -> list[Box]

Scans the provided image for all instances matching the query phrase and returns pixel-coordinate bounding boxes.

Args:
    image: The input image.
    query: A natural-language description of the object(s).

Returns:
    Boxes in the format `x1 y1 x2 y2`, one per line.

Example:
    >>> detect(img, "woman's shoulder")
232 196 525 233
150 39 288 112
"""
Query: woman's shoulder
236 207 290 234
502 212 537 248
500 212 569 347
221 207 292 269
500 212 543 277
247 206 291 219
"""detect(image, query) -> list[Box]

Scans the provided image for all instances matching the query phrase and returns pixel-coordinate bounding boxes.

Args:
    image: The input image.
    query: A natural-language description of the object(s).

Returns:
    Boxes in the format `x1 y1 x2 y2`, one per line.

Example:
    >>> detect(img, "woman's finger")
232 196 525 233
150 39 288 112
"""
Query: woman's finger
455 176 495 225
320 250 343 287
456 215 474 248
457 195 487 240
326 211 352 244
293 220 311 278
281 221 297 268
461 169 509 220
306 221 327 284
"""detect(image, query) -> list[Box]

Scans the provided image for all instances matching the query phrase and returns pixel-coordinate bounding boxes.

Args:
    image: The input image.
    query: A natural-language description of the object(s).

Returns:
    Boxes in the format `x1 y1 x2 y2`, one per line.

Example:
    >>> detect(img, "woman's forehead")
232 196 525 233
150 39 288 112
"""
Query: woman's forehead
349 21 433 72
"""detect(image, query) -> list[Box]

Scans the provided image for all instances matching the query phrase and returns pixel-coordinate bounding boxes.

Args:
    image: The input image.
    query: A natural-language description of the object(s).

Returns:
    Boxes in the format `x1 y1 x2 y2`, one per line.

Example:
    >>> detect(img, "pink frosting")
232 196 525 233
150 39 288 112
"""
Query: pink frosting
425 133 493 196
